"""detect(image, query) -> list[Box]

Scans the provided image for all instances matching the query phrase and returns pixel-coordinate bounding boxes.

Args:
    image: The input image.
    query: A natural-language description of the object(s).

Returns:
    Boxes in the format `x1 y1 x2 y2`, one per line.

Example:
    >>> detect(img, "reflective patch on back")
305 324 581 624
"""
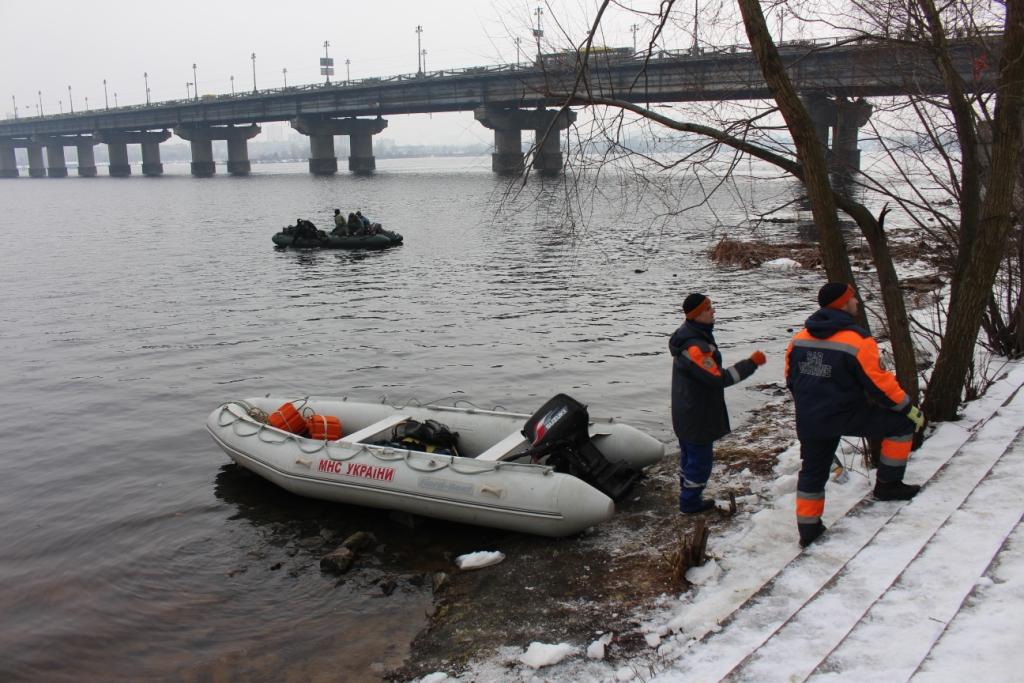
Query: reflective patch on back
798 350 833 378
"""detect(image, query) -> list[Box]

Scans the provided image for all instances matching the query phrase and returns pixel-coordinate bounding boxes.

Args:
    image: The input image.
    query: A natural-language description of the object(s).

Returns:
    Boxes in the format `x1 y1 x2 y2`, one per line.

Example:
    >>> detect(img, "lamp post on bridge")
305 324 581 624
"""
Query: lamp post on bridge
282 67 288 88
192 63 199 99
144 72 150 104
38 90 43 117
515 37 522 67
103 79 109 109
68 85 74 114
251 52 257 93
533 6 544 63
230 75 235 95
186 82 192 100
114 92 118 107
415 25 423 75
421 49 427 74
85 96 89 111
630 23 639 53
11 95 16 120
345 58 350 84
321 41 334 84
58 99 63 115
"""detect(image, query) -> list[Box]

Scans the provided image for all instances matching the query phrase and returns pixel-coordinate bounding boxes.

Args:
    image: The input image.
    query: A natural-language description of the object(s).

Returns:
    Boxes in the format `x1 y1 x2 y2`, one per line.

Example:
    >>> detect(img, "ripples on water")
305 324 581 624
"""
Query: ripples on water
0 157 820 680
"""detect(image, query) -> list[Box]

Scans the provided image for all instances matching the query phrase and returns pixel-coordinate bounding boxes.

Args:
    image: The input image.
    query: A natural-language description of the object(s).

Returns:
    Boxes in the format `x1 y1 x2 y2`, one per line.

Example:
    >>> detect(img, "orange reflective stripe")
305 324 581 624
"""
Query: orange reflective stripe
796 496 825 518
687 344 722 377
840 332 907 407
881 437 912 462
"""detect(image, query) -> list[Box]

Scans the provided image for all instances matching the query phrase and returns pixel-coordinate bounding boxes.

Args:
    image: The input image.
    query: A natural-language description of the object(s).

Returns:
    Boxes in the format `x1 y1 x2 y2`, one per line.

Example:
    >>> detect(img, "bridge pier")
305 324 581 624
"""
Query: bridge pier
801 94 873 177
76 141 97 177
832 97 872 175
291 116 388 175
474 106 577 177
348 123 383 174
26 143 45 177
226 131 253 175
183 136 215 177
492 129 524 174
175 124 260 177
308 133 338 175
44 142 68 177
107 140 132 176
95 130 172 176
0 143 18 178
140 140 162 176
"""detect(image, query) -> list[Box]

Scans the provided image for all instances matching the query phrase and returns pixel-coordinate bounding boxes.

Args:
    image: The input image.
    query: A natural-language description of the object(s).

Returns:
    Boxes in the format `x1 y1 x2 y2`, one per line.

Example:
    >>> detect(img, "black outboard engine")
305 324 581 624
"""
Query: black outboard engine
522 394 641 502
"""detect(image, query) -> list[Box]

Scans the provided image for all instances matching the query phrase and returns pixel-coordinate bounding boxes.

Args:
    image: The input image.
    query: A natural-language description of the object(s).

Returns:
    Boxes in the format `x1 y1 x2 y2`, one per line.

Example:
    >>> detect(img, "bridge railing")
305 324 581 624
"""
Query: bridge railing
3 33 1000 124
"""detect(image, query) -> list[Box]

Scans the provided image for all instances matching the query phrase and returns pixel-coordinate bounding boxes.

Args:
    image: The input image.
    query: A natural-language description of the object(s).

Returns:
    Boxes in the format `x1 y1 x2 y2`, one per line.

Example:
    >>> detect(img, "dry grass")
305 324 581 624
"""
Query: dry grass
710 236 942 273
710 237 823 269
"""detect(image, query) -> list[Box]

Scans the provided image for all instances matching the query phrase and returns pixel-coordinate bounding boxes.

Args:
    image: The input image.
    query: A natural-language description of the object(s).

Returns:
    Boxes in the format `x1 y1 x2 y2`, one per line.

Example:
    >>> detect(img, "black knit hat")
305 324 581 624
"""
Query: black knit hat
684 292 710 319
818 282 854 309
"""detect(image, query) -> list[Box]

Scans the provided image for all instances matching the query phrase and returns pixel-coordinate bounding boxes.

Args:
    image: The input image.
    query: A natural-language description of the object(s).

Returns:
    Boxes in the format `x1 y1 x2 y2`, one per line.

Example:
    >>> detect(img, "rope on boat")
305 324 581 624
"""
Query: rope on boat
214 402 554 476
378 394 511 413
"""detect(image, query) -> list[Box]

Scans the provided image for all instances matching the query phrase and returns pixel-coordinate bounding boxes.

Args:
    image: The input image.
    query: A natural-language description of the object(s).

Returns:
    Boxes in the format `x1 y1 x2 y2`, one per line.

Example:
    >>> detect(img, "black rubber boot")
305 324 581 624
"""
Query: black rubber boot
680 499 716 514
873 480 921 501
798 521 826 548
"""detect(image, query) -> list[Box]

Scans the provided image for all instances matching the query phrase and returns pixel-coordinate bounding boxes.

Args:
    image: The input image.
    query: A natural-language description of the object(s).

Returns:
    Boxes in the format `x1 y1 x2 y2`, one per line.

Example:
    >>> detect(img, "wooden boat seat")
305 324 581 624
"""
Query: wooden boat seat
476 431 530 462
340 414 410 445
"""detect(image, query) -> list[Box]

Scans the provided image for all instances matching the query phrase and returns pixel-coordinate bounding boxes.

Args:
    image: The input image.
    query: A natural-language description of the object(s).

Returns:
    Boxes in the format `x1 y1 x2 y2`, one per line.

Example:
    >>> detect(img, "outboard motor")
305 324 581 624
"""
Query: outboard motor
522 394 641 502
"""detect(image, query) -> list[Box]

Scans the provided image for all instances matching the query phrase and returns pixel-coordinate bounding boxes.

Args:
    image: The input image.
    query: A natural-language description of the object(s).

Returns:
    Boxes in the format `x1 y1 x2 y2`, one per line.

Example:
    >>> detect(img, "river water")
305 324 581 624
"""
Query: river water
0 156 824 681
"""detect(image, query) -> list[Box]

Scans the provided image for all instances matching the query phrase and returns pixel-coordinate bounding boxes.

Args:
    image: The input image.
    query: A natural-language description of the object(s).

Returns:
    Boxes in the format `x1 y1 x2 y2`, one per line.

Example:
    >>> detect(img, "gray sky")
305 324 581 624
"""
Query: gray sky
1 0 641 145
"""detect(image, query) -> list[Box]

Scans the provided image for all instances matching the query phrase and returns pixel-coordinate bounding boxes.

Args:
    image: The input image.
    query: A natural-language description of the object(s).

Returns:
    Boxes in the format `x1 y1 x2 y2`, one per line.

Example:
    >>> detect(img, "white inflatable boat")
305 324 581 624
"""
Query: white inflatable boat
205 395 666 537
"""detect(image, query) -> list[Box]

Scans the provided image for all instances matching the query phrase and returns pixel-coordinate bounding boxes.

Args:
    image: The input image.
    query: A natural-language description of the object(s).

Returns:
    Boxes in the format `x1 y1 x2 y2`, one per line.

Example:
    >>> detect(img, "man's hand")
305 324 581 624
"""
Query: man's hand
750 351 767 366
905 405 925 431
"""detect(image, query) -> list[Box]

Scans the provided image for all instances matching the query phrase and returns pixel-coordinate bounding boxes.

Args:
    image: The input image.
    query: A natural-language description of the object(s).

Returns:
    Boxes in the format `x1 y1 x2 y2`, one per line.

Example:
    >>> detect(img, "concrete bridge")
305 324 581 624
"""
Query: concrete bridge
0 36 997 179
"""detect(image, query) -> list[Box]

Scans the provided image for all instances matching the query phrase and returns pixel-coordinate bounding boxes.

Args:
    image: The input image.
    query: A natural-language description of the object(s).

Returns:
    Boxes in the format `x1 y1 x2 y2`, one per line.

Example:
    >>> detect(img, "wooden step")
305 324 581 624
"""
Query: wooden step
662 369 1024 681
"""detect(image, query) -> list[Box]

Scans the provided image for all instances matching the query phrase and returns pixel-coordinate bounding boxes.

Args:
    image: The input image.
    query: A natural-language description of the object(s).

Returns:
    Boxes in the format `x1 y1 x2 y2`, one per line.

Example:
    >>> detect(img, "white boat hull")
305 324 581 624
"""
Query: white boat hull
206 397 666 537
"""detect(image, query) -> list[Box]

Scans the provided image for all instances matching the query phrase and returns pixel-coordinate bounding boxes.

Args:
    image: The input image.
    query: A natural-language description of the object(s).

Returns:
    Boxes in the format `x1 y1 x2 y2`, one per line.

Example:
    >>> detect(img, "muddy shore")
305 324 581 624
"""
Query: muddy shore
386 391 792 681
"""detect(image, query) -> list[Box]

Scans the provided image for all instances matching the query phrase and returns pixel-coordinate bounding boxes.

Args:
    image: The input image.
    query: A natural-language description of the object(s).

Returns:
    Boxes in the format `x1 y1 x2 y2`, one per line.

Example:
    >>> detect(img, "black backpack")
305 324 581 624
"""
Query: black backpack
391 419 460 457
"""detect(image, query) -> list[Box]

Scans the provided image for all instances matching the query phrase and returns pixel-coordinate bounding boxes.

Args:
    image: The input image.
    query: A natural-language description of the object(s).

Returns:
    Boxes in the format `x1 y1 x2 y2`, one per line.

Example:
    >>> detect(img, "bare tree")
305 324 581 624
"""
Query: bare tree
521 0 1022 421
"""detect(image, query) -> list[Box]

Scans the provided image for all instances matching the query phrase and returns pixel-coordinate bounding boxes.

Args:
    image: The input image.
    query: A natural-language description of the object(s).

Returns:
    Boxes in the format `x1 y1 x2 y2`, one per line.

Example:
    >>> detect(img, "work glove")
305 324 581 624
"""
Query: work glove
904 405 925 431
750 350 767 367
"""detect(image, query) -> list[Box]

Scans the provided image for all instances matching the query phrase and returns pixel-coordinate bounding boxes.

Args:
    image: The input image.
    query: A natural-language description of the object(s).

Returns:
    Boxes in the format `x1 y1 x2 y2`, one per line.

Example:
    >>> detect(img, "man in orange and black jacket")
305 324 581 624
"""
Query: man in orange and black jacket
670 293 766 514
785 282 926 548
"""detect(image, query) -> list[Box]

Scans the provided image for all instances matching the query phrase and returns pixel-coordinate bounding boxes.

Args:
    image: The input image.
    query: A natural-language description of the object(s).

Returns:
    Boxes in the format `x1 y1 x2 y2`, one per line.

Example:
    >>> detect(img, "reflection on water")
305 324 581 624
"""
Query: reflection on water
0 157 826 680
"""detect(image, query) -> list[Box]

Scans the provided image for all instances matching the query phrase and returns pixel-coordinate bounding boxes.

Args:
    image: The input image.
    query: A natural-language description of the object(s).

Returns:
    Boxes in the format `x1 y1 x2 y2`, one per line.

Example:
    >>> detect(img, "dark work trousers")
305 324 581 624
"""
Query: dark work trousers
796 404 914 537
679 441 714 512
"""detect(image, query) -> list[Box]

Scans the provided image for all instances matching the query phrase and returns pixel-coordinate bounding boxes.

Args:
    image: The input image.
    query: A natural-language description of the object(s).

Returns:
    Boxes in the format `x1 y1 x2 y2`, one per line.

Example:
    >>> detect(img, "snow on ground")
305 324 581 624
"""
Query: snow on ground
913 519 1024 681
763 257 802 270
519 642 579 668
454 551 506 570
411 361 1024 682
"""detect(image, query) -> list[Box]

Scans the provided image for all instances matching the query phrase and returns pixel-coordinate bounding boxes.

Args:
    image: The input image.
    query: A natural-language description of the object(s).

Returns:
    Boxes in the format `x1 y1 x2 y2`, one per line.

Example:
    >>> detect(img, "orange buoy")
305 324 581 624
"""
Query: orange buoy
268 401 308 436
307 414 342 441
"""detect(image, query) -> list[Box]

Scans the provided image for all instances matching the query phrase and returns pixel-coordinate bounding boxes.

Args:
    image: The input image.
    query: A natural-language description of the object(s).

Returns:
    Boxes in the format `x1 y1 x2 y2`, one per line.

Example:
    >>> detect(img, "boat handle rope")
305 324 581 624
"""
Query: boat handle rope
215 403 554 476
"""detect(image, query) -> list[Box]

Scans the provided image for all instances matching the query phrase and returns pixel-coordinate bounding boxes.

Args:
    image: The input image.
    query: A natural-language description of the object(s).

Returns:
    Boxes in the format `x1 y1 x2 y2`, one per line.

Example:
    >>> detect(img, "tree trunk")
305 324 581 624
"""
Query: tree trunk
736 0 857 289
923 0 1024 420
737 0 922 404
839 201 919 401
916 0 983 296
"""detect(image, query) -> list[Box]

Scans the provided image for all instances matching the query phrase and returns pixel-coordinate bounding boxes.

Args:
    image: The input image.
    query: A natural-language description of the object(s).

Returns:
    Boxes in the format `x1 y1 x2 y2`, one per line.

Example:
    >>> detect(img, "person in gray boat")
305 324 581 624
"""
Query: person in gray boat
333 208 350 236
